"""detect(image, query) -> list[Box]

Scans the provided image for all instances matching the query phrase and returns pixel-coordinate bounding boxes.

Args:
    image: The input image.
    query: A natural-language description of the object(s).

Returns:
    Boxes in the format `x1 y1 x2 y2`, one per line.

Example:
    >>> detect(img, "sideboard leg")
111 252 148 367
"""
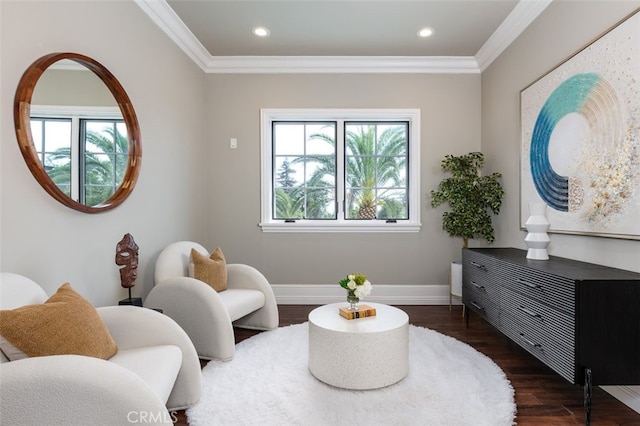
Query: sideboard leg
464 304 469 328
584 367 592 426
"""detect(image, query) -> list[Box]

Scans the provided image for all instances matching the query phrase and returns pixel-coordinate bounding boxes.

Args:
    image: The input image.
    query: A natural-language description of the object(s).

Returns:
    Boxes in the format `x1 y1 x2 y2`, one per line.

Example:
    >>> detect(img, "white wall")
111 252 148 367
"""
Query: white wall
204 73 482 287
0 0 207 306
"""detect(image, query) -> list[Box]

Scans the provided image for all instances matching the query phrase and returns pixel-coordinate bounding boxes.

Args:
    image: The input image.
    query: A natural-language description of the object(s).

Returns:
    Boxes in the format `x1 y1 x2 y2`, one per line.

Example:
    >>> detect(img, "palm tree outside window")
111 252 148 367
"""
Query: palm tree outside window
344 122 408 220
262 108 420 233
81 120 128 206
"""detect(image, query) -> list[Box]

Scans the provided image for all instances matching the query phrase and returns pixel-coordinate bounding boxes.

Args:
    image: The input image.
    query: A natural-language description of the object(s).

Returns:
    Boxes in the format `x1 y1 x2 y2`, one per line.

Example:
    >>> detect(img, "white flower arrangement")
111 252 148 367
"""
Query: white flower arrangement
339 274 372 300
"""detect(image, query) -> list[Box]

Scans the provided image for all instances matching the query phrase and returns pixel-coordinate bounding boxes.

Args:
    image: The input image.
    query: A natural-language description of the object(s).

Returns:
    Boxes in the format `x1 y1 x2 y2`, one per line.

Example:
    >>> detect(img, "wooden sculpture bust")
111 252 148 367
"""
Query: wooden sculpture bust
115 233 139 305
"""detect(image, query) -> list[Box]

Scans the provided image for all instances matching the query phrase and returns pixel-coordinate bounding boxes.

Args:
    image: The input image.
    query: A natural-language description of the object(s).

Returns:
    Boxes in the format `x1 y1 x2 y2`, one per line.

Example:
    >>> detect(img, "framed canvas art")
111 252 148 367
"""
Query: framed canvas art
520 9 640 240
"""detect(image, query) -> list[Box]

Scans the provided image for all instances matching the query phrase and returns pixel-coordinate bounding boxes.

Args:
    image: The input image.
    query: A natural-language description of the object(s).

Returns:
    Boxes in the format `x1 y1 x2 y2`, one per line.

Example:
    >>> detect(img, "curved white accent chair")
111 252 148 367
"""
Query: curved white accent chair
0 272 202 426
145 241 279 361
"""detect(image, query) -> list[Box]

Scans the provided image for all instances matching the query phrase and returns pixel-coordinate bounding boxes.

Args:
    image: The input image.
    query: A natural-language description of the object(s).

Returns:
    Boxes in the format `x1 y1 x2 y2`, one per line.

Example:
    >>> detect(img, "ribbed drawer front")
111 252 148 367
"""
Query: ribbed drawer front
501 287 575 347
463 251 501 300
462 284 499 327
499 263 574 315
501 312 576 383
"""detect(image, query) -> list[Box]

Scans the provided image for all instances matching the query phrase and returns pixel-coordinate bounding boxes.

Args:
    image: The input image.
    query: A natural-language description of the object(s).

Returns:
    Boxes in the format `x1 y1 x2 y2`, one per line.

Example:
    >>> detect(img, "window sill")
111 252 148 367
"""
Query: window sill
259 221 421 233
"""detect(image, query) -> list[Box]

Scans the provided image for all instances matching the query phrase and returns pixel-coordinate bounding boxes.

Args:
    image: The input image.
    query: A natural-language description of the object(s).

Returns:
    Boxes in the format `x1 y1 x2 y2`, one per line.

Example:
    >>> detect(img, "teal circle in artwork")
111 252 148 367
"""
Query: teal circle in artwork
529 73 603 212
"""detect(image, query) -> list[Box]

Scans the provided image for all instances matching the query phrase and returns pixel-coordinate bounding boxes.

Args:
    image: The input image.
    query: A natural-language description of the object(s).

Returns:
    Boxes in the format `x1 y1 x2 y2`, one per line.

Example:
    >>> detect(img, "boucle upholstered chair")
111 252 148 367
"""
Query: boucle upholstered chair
145 241 279 361
0 273 201 426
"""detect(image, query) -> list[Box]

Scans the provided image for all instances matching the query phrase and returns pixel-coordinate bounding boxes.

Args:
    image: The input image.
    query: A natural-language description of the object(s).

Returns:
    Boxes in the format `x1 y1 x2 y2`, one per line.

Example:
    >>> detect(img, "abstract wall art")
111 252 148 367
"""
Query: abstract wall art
520 9 640 240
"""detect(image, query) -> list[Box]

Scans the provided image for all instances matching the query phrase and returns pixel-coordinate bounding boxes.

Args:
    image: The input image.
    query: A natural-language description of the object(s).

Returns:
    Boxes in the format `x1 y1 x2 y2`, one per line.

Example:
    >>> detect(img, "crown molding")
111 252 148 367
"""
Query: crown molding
136 0 551 74
134 0 210 72
475 0 553 71
205 55 479 74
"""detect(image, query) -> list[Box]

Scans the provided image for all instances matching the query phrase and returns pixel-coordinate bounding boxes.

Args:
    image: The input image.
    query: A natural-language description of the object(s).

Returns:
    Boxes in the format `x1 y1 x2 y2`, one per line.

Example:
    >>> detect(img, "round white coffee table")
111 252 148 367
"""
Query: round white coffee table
308 302 409 390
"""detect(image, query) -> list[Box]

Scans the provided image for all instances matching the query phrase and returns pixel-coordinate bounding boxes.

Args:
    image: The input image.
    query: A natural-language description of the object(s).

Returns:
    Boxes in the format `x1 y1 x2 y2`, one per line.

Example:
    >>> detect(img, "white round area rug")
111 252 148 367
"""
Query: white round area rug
187 323 516 426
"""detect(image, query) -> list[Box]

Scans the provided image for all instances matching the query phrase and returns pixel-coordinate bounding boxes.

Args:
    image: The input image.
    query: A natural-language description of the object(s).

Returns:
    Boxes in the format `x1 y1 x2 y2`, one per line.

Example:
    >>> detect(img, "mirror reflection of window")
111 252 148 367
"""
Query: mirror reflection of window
82 119 128 206
30 117 72 197
30 59 126 206
30 108 125 206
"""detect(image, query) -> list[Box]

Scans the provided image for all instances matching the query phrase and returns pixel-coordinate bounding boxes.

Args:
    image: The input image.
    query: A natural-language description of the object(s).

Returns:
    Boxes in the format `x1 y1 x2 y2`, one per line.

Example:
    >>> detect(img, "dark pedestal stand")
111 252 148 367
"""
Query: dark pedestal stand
118 287 142 307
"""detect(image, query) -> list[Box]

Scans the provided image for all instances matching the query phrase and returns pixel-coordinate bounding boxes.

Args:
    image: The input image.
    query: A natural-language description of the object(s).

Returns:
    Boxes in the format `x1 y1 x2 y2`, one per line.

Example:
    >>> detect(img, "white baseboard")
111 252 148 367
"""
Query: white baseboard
272 283 461 305
600 386 640 414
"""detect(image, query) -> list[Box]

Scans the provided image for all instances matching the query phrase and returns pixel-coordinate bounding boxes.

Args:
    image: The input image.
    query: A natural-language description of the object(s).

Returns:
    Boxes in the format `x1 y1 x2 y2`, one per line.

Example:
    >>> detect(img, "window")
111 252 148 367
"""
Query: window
30 106 126 206
261 109 421 232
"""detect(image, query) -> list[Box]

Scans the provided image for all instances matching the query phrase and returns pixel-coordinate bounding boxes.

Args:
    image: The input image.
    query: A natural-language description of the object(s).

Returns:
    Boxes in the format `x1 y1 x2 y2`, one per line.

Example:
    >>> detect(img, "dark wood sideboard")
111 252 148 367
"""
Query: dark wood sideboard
462 247 640 424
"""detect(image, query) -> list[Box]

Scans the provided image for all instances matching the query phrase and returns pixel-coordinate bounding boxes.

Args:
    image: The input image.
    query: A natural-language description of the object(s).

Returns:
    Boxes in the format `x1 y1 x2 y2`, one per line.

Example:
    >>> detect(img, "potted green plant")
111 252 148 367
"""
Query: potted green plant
430 152 504 248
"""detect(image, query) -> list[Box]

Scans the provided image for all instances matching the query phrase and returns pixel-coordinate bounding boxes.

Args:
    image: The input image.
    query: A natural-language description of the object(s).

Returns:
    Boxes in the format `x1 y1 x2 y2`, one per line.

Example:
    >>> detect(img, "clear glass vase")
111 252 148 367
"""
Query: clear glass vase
347 290 359 311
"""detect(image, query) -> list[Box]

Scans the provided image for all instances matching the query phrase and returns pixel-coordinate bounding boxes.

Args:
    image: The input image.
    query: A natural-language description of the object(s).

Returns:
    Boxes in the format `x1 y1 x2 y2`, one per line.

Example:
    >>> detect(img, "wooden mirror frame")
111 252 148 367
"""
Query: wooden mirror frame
14 52 142 213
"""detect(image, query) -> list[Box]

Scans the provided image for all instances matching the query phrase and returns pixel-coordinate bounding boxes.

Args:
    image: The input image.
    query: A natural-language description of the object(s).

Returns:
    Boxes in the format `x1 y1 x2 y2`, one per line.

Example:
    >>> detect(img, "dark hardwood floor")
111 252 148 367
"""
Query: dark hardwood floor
175 305 640 425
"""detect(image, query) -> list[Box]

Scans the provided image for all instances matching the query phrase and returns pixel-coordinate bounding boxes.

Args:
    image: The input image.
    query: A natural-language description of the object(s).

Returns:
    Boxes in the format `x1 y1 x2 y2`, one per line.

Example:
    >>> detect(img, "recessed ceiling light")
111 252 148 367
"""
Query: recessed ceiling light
417 27 434 38
253 26 270 37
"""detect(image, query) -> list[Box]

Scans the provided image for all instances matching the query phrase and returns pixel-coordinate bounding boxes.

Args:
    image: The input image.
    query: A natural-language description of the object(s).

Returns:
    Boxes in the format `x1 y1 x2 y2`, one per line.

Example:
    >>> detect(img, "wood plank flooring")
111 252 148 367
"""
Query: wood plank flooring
175 305 640 425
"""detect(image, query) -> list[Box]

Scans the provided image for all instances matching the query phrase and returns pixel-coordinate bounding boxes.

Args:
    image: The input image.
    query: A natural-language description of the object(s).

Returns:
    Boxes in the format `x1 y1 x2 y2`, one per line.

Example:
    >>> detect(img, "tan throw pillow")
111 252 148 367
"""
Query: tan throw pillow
190 247 228 292
0 283 117 360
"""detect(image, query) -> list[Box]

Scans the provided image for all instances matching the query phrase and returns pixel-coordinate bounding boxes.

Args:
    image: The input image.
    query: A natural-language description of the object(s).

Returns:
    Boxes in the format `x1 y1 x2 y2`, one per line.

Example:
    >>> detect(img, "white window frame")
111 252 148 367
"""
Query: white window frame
260 108 421 233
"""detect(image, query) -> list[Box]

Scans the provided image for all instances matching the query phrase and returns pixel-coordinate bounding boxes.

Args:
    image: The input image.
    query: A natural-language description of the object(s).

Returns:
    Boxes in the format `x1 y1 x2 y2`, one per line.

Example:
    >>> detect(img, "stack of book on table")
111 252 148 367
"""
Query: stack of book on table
339 304 377 320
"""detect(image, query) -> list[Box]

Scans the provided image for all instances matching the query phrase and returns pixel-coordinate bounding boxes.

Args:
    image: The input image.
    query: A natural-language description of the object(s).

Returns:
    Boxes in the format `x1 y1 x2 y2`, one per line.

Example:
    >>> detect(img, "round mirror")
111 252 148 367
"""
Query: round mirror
14 52 141 213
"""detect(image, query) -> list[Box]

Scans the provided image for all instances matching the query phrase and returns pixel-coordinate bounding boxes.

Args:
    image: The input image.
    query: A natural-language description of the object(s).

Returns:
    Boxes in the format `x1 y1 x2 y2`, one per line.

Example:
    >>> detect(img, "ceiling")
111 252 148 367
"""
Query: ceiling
136 0 553 73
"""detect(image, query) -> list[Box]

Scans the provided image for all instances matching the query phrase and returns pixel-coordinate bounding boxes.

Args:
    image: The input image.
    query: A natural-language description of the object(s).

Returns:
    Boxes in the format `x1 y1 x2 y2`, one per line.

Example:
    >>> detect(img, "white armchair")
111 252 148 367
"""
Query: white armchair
144 241 279 361
0 273 201 426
